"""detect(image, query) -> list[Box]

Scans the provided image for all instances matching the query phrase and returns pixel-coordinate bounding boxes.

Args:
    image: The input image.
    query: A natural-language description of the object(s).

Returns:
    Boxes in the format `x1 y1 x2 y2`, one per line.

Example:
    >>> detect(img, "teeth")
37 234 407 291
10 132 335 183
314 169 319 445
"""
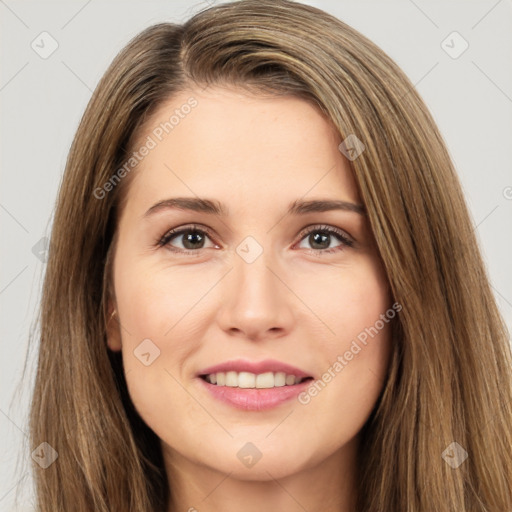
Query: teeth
285 374 296 386
204 371 307 388
274 372 286 387
256 372 275 389
226 371 238 387
238 371 256 388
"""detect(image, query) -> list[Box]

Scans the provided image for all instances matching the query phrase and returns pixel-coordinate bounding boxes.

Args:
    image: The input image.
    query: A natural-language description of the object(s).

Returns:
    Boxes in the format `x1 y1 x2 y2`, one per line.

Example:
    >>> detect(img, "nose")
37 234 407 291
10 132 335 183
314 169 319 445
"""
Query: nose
216 247 296 342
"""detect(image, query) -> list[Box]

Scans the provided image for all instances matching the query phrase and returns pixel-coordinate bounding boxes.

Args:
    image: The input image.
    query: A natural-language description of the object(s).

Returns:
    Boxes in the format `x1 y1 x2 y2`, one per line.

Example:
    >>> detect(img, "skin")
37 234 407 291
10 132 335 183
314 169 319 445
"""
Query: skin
107 86 393 512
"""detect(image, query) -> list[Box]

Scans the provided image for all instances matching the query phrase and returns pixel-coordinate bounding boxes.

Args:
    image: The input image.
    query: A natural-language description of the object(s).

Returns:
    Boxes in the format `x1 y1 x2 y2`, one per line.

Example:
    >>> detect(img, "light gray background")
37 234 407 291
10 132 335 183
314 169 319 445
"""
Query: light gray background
1 0 511 509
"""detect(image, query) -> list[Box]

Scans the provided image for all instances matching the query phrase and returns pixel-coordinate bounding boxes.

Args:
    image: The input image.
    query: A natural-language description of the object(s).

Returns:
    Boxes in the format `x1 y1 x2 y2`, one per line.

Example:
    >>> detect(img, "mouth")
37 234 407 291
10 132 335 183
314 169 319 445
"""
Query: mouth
197 371 314 411
195 359 315 410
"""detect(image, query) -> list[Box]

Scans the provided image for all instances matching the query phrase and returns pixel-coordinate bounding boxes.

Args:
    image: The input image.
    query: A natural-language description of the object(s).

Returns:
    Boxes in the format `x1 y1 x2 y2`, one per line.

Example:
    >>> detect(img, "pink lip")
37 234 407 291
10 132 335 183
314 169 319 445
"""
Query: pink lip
197 377 313 411
197 358 312 379
196 358 314 411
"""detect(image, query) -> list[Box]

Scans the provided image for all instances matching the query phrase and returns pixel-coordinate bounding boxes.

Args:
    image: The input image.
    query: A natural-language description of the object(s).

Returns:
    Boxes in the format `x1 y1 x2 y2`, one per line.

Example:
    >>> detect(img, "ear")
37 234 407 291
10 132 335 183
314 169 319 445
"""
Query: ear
106 301 122 352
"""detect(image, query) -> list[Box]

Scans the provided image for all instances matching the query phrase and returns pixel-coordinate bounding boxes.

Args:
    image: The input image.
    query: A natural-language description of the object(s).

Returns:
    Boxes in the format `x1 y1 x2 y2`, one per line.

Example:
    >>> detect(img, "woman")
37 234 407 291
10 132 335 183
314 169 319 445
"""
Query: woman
25 0 512 510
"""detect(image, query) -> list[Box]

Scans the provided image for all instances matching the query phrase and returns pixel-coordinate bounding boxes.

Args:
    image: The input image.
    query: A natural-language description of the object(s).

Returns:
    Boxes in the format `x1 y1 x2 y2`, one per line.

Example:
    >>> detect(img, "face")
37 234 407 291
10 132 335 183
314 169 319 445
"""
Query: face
107 86 393 483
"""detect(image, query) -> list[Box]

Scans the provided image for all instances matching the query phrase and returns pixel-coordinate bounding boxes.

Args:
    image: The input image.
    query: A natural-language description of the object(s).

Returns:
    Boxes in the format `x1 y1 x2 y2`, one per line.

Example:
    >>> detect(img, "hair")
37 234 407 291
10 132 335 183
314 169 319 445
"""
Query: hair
19 0 512 510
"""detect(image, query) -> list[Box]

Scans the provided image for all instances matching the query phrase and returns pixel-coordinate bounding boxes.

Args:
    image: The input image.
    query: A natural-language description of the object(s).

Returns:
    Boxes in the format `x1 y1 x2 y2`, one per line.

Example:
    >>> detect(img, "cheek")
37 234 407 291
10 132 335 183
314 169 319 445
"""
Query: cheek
297 254 393 420
298 253 391 350
113 258 211 416
114 256 207 342
298 320 392 454
333 256 393 383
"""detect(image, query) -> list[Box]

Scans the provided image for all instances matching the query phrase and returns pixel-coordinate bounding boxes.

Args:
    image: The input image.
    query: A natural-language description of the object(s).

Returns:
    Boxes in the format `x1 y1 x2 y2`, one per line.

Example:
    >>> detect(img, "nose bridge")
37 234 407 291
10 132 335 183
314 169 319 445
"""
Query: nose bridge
217 235 294 339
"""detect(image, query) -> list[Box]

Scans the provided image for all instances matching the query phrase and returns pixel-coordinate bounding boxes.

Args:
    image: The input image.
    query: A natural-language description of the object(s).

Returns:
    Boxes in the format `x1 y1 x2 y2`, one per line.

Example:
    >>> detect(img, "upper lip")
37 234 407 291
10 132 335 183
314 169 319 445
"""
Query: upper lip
197 359 313 379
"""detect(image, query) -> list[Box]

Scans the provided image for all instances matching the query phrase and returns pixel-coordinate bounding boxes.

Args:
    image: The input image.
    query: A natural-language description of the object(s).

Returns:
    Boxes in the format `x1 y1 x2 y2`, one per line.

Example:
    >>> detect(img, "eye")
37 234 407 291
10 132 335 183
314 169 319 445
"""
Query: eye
295 224 354 254
156 224 218 255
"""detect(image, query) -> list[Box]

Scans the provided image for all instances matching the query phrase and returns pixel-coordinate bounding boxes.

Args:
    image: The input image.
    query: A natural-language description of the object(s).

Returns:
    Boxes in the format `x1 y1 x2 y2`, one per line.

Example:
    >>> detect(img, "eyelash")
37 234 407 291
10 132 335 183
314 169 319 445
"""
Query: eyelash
156 223 354 257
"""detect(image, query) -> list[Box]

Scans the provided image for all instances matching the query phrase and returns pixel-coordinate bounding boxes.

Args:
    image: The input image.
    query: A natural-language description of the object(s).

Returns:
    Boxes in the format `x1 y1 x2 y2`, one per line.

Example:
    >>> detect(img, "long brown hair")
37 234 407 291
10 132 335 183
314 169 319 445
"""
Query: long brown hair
19 0 512 510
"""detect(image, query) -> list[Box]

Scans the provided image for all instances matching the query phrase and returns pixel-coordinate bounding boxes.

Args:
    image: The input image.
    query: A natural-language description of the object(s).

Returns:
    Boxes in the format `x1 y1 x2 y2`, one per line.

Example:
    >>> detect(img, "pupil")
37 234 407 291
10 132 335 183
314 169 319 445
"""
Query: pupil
310 232 329 249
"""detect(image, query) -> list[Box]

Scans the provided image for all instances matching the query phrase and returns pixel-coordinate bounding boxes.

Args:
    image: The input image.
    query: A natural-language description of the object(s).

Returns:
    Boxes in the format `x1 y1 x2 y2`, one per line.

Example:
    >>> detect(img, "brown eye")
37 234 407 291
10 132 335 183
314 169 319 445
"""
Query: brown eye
296 225 354 254
158 224 218 254
165 229 207 249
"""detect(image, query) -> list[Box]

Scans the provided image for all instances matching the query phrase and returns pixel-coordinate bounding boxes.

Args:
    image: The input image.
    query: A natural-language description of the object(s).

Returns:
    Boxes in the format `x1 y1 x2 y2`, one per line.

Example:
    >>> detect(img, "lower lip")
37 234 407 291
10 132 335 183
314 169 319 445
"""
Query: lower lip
197 377 313 411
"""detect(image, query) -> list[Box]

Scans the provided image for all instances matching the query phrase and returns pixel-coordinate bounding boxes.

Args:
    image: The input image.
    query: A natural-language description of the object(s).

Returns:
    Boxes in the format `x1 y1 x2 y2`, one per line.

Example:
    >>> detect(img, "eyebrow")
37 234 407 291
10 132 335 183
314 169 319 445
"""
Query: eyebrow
143 197 366 218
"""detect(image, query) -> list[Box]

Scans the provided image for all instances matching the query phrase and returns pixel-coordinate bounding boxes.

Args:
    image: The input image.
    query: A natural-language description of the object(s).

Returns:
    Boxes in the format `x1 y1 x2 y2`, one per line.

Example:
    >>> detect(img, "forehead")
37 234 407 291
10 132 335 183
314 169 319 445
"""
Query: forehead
123 86 360 211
